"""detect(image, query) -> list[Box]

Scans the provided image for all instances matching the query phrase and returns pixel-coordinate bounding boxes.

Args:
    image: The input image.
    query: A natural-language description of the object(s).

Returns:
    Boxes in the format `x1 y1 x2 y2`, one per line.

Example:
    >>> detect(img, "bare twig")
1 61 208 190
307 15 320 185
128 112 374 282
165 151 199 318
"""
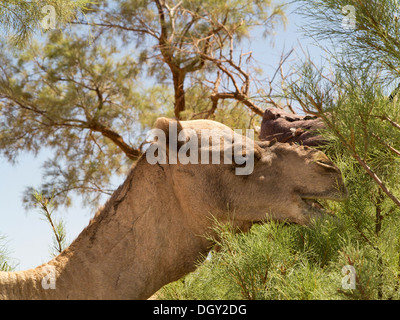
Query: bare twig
373 114 400 131
32 191 67 255
371 132 400 156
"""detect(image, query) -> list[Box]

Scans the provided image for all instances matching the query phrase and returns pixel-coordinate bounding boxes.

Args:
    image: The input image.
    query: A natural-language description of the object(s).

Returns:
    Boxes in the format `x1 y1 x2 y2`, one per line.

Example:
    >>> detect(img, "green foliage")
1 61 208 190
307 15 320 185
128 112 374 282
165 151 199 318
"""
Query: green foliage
288 0 400 211
32 190 69 257
158 170 400 300
296 0 400 83
157 25 400 299
291 61 400 192
0 31 172 208
158 219 342 300
83 0 286 117
0 234 16 271
0 0 284 210
158 25 400 298
0 0 92 45
90 0 286 70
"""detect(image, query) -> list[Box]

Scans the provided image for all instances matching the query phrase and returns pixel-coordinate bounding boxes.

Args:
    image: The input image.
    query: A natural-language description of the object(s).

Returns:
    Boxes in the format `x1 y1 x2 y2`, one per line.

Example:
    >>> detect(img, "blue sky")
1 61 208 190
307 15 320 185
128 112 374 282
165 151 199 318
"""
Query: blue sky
0 1 331 271
0 152 92 270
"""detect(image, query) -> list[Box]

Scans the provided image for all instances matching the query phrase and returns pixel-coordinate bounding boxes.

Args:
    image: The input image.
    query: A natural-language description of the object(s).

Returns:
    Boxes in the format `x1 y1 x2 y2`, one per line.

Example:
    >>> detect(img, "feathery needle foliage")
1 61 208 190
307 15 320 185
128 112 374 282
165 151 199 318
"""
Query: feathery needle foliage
158 0 400 300
32 190 68 257
0 0 92 45
0 234 15 271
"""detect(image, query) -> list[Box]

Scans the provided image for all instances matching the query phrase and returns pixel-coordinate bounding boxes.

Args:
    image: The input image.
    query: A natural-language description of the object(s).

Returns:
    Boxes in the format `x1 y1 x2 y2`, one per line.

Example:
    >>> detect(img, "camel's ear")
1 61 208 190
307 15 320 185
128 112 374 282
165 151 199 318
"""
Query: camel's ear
154 117 170 132
254 143 263 160
154 117 183 143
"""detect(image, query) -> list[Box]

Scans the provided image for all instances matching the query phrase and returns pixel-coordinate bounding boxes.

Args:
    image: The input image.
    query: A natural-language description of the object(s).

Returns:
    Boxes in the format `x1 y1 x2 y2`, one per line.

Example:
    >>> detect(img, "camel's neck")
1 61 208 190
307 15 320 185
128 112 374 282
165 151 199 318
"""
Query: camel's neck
0 158 212 300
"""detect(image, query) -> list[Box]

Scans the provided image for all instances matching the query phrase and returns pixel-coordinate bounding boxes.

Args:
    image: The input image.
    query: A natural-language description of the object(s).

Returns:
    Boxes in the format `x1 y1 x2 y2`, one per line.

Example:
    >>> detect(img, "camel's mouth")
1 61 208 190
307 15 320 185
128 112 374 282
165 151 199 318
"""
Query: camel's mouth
301 196 341 219
302 198 326 215
298 186 348 219
300 187 349 203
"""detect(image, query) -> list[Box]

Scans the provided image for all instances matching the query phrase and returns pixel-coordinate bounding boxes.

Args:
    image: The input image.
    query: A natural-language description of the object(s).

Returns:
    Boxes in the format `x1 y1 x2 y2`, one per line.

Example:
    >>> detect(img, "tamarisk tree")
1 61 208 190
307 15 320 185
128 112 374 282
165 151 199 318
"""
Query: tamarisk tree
0 0 91 44
292 0 400 208
287 0 400 298
0 0 289 209
75 0 286 118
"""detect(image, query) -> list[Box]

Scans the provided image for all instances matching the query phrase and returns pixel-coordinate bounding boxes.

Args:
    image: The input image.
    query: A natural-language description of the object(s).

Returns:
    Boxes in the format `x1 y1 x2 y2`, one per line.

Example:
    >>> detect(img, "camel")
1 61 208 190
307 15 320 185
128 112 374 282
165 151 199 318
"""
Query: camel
260 107 327 146
0 117 347 300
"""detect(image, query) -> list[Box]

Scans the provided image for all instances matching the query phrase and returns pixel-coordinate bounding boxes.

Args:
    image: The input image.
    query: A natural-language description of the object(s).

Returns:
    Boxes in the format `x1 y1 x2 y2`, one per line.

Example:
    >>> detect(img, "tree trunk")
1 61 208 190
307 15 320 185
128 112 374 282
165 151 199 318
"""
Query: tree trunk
172 70 186 119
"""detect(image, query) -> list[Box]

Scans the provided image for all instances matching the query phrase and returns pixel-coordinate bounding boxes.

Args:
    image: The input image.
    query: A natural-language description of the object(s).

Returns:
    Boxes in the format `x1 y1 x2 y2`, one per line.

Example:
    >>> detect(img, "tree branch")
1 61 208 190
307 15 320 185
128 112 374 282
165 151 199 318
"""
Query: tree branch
297 94 400 209
88 121 141 160
194 47 265 116
70 20 159 39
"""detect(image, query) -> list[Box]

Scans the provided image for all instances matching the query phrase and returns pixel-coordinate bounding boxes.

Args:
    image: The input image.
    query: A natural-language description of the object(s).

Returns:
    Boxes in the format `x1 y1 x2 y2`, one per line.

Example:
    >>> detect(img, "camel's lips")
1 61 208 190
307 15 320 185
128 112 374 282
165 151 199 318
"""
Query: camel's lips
298 184 348 218
300 187 349 203
301 198 341 218
302 199 326 214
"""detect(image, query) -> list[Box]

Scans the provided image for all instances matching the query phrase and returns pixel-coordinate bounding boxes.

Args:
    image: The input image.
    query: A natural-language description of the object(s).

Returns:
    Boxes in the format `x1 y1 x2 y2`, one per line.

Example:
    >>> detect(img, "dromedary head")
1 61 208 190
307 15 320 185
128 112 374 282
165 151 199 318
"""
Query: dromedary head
0 117 348 300
149 117 347 226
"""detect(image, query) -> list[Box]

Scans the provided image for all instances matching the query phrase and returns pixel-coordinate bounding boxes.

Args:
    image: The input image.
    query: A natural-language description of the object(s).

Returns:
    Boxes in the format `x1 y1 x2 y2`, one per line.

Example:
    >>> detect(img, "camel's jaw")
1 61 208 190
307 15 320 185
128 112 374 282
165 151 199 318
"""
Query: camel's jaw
300 186 349 203
302 198 325 216
299 188 348 220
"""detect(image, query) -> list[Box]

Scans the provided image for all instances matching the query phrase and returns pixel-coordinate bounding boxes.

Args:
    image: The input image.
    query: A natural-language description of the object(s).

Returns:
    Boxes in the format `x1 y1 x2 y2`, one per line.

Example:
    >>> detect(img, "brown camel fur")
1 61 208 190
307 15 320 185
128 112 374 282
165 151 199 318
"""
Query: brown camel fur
260 107 327 146
0 118 347 300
